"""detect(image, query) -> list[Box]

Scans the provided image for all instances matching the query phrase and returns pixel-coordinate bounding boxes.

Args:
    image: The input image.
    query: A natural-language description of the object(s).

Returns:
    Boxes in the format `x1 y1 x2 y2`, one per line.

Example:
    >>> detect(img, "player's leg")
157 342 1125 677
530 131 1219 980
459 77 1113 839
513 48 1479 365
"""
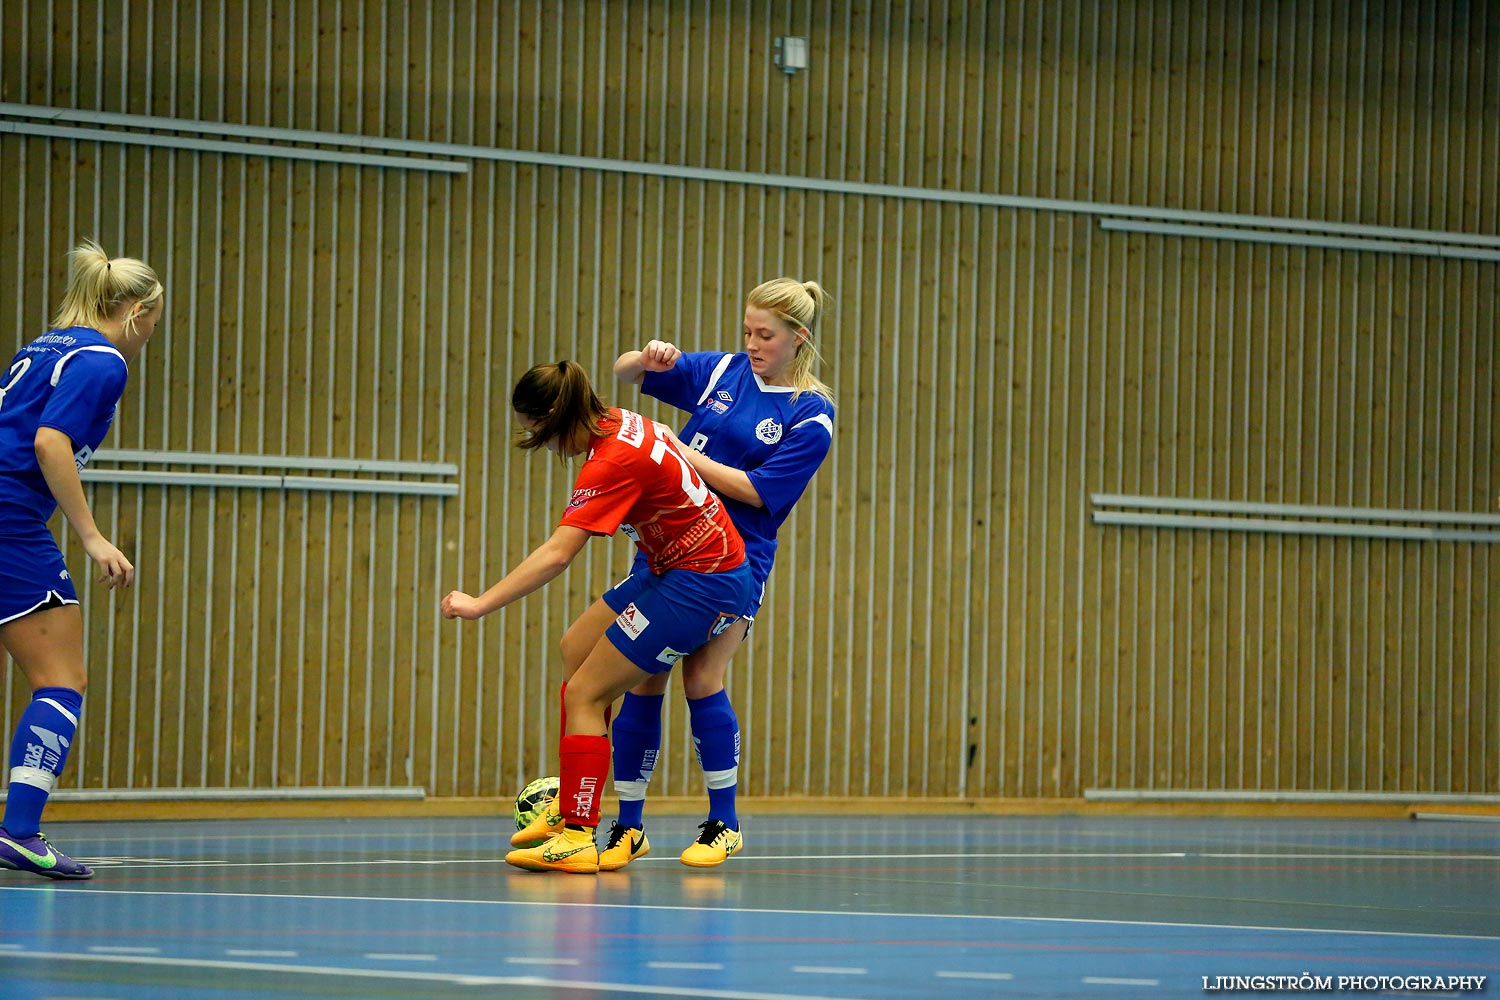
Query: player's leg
0 602 93 880
595 566 668 867
511 597 620 848
678 618 750 868
506 636 653 874
599 670 666 870
511 565 750 874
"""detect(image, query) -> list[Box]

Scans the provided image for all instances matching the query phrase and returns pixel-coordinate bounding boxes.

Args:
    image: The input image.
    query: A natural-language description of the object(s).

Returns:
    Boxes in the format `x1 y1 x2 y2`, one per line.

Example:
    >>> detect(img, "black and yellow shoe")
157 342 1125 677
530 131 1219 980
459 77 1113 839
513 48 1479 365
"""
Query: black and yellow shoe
505 826 600 874
598 822 651 871
680 819 742 868
510 797 564 848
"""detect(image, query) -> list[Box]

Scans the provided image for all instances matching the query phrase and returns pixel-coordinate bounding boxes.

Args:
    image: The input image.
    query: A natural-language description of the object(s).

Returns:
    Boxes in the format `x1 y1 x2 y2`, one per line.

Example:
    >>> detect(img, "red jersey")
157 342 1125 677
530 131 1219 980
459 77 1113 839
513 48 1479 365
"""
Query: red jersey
560 408 746 575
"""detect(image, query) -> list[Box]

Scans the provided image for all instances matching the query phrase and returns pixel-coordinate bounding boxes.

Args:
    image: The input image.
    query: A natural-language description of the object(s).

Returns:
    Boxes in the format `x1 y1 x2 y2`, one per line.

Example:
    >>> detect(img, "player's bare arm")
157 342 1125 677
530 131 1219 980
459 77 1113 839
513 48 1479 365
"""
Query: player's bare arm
613 341 682 384
34 426 134 588
656 425 763 507
442 525 592 620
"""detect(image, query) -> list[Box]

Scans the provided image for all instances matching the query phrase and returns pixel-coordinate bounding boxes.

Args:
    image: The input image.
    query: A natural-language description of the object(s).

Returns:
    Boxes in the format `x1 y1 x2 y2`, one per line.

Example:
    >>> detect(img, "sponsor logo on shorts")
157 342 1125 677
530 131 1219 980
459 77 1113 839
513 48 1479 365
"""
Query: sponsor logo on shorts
621 524 640 543
616 603 650 639
709 613 739 638
59 570 70 581
656 646 687 665
755 418 783 444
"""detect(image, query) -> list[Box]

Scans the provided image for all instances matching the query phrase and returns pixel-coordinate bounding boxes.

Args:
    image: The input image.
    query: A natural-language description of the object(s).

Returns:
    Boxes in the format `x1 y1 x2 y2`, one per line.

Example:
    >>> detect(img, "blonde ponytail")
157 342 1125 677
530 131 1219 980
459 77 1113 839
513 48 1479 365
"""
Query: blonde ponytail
50 239 163 335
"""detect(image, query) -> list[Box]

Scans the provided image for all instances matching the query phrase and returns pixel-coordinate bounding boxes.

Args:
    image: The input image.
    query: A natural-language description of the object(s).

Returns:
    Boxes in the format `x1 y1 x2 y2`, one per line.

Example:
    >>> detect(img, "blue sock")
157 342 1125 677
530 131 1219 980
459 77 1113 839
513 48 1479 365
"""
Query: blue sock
611 692 663 831
5 687 84 838
688 690 740 829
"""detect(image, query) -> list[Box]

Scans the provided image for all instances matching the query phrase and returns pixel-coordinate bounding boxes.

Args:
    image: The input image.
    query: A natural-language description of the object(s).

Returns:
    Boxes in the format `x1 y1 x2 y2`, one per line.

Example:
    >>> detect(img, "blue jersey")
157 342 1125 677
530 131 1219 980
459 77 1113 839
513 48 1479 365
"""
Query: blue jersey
0 327 128 526
640 351 834 587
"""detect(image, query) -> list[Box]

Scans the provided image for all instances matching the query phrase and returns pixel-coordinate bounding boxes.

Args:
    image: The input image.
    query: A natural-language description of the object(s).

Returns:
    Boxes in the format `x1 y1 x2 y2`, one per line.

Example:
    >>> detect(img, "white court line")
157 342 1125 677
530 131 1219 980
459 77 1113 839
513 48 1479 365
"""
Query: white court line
225 949 297 958
0 943 25 950
792 966 867 975
90 852 1183 869
0 950 856 1000
3 885 1494 943
936 970 1014 980
1195 853 1500 861
650 962 726 970
86 850 1500 869
1084 977 1161 986
505 957 581 966
86 946 161 955
363 952 437 961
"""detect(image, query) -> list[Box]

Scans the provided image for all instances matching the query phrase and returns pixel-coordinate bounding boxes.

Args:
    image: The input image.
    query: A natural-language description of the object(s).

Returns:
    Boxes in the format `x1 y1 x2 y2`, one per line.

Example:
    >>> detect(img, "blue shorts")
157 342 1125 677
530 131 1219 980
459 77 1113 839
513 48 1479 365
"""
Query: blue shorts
0 518 79 626
628 551 765 620
601 561 755 674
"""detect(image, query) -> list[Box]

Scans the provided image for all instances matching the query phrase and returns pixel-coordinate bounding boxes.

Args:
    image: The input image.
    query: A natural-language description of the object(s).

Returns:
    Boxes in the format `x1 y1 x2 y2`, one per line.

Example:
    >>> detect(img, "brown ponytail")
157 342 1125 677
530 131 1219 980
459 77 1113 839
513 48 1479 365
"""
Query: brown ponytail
512 360 609 451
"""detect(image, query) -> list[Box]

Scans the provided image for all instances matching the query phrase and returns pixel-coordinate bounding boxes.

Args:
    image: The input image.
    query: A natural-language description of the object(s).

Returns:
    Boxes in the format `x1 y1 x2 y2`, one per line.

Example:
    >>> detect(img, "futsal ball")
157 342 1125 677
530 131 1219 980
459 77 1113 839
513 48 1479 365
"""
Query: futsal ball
514 775 560 831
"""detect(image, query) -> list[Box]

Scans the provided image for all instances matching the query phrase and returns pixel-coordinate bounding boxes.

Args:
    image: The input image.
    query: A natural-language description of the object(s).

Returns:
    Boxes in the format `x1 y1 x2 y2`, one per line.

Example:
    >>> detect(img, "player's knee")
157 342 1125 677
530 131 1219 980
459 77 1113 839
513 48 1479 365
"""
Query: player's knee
563 676 607 717
678 653 729 700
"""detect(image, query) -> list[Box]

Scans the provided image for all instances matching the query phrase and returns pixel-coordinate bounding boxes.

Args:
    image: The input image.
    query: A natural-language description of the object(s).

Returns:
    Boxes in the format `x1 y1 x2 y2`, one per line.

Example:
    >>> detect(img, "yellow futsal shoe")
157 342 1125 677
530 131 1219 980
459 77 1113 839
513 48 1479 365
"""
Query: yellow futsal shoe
510 798 565 848
680 819 742 868
506 826 600 874
598 822 651 871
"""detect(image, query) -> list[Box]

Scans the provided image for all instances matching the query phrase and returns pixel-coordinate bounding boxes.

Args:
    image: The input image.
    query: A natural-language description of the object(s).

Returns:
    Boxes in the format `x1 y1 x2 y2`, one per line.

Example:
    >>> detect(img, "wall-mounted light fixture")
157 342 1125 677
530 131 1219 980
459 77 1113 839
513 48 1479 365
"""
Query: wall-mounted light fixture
774 36 809 76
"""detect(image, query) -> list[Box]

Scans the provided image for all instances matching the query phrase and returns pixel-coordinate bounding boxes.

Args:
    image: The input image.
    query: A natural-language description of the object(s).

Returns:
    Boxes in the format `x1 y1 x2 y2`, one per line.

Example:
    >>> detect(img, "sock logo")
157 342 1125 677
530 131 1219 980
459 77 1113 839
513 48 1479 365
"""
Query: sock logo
25 727 69 773
640 749 658 778
28 727 69 756
572 776 599 816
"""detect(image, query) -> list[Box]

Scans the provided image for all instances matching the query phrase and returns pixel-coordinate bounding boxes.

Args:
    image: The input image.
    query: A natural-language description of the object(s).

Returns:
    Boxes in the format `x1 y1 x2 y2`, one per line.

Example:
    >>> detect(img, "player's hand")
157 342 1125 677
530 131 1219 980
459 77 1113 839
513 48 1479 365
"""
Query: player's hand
84 537 134 589
441 590 485 620
640 340 681 372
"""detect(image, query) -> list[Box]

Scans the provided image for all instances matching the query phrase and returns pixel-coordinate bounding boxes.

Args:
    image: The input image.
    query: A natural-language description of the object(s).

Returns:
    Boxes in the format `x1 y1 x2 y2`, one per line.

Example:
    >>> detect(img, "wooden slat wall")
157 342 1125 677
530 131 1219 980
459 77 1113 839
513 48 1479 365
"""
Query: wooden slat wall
0 1 1494 800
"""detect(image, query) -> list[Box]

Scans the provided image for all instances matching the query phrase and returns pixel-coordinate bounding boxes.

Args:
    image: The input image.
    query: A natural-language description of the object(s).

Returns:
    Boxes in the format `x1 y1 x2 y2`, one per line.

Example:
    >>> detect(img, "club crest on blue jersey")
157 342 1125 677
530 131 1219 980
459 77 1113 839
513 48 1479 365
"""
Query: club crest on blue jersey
754 418 783 444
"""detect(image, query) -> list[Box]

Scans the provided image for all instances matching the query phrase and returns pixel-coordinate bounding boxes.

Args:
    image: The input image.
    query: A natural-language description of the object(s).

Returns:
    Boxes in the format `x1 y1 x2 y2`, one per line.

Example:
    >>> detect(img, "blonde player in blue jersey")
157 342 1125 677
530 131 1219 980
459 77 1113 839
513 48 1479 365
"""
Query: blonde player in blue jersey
600 278 834 869
0 241 164 880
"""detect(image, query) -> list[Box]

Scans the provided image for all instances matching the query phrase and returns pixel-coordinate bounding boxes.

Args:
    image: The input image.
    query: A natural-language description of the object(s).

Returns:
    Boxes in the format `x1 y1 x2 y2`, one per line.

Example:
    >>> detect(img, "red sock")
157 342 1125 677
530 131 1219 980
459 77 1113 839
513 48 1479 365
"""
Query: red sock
559 733 610 827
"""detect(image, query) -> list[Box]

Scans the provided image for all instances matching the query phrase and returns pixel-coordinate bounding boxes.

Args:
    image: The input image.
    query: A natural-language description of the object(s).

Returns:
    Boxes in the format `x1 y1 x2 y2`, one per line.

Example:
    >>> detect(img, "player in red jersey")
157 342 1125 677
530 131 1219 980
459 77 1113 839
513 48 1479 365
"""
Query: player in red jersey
441 360 753 873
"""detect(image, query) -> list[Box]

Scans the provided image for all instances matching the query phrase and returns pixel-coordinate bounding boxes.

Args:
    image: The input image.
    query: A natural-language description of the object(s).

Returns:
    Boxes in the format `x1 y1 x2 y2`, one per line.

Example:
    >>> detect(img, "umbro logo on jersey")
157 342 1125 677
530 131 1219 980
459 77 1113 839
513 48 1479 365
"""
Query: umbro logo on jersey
716 390 733 402
755 418 783 444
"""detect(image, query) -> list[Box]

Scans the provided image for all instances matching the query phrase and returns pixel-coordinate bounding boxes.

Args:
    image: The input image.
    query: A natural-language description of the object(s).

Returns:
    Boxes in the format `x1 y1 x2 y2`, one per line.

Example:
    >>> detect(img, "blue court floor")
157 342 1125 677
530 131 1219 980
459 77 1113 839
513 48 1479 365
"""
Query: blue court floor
0 814 1496 999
